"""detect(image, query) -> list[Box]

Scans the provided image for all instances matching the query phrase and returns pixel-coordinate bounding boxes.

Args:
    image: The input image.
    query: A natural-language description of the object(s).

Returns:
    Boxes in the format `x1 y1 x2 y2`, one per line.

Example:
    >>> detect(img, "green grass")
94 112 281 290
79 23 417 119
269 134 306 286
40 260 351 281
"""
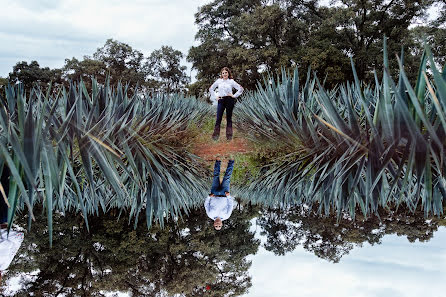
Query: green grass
188 115 215 142
231 153 262 186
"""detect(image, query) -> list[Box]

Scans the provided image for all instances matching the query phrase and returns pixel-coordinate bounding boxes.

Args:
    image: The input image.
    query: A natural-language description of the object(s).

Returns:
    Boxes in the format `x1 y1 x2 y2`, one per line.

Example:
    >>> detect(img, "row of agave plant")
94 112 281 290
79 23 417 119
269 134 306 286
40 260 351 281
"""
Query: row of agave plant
235 40 446 219
0 79 211 245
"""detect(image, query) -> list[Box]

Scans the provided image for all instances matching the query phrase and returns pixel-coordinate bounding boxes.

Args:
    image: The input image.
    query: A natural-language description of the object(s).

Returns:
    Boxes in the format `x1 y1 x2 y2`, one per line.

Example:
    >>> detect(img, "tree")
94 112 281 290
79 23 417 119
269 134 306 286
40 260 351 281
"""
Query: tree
1 204 260 296
61 39 147 94
187 0 263 97
6 40 189 97
146 46 190 94
188 0 438 93
93 39 146 88
0 77 7 98
8 61 62 91
61 57 107 90
325 0 434 82
432 0 446 26
412 0 446 68
59 40 190 95
257 205 444 263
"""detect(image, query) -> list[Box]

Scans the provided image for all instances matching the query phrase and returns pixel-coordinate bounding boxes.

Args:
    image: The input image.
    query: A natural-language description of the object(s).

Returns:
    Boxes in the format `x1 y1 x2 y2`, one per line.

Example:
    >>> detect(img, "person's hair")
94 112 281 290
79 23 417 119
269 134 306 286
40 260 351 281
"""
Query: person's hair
220 67 233 79
213 218 223 231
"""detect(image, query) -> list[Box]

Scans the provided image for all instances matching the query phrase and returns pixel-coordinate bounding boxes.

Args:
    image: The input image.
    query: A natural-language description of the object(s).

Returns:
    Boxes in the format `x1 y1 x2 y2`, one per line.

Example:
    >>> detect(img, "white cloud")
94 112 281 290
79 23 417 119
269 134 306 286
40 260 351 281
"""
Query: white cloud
0 0 209 76
246 227 446 297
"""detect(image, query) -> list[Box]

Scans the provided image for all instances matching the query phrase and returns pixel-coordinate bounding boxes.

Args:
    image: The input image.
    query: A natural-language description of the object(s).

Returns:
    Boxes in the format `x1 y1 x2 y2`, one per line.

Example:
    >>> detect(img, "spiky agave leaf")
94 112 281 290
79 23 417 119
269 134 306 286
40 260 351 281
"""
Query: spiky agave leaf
0 79 211 245
237 42 445 218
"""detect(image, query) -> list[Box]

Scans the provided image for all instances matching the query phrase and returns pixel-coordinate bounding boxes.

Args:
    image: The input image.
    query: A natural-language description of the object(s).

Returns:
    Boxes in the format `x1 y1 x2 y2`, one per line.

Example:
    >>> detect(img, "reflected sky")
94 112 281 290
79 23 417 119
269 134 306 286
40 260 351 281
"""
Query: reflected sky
247 221 446 297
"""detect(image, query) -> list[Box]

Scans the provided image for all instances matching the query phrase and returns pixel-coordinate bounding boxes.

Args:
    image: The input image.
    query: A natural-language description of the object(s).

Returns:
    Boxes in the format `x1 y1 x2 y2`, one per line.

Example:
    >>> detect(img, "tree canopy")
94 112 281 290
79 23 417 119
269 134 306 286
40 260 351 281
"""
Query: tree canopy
1 205 260 296
257 205 445 263
8 61 62 91
5 39 190 96
3 1 445 99
146 45 190 94
188 0 445 95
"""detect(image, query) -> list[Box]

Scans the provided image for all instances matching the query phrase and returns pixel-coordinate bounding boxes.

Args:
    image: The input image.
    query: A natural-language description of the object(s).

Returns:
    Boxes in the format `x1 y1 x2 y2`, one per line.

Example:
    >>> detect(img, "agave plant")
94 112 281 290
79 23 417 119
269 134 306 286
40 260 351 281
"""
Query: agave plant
236 39 446 219
0 79 211 245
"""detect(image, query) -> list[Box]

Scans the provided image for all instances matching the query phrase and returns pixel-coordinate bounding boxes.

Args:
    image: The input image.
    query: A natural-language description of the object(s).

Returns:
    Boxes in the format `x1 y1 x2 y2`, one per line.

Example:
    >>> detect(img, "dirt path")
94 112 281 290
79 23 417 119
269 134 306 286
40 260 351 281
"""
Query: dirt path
192 127 252 162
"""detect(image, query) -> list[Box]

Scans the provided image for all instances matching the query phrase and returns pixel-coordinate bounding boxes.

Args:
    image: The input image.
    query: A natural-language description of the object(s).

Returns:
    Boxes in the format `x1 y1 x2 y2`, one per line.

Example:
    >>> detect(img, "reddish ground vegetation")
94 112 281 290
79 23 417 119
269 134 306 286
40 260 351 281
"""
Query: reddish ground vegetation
192 131 251 162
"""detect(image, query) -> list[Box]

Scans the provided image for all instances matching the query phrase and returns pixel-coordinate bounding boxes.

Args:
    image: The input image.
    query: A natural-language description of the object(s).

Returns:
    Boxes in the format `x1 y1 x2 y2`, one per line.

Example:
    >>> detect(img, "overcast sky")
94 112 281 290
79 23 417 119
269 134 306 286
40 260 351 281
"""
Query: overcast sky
246 223 446 297
0 0 209 77
1 1 439 79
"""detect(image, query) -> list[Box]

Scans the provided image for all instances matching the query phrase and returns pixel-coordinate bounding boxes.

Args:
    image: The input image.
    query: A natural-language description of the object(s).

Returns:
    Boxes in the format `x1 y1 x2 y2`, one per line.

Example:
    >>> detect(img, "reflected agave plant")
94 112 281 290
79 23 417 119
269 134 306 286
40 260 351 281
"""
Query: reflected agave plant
0 79 211 245
236 39 446 219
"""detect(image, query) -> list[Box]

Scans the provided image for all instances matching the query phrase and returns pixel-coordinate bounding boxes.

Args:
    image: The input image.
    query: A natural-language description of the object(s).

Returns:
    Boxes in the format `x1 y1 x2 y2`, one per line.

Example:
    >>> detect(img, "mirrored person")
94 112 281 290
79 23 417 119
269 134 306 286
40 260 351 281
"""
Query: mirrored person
204 159 235 230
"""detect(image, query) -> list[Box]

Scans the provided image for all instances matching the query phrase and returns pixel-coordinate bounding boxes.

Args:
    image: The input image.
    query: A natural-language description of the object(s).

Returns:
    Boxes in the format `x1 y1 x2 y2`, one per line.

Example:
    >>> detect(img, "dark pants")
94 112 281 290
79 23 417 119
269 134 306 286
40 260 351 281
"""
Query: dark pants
212 96 236 140
211 160 235 195
0 167 9 224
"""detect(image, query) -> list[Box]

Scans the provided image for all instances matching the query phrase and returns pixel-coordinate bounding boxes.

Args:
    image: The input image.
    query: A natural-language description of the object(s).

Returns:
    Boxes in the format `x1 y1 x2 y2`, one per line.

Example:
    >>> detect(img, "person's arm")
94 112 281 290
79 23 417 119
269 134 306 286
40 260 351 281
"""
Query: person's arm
204 196 211 213
221 195 234 220
227 195 234 211
231 80 243 98
209 79 220 101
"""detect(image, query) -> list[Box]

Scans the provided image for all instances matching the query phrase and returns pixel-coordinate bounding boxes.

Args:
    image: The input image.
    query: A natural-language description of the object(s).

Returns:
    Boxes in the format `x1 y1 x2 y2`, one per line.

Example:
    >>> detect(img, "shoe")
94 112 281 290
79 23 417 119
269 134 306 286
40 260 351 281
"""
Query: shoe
226 126 233 141
212 125 221 141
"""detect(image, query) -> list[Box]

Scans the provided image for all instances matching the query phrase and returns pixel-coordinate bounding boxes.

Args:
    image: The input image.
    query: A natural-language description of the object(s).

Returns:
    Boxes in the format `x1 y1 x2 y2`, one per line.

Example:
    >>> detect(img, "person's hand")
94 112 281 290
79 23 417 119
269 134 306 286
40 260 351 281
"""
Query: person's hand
217 96 222 100
225 192 230 197
229 94 235 98
210 194 215 197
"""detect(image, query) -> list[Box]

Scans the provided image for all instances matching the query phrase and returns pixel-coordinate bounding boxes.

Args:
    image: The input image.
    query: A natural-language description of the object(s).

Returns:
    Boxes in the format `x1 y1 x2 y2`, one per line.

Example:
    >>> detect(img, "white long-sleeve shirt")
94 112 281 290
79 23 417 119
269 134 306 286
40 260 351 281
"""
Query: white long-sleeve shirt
204 195 234 221
0 229 24 270
209 78 243 103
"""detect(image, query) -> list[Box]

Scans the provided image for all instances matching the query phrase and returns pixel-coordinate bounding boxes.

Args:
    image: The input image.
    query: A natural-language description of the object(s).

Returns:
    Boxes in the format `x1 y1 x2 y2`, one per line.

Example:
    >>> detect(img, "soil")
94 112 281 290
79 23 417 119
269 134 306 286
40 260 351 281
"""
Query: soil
192 127 251 162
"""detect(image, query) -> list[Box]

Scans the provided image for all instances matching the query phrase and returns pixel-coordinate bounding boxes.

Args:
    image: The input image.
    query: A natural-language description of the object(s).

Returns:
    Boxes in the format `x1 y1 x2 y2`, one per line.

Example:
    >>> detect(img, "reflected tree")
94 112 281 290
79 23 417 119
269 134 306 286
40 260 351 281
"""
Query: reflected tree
257 206 445 263
0 203 260 296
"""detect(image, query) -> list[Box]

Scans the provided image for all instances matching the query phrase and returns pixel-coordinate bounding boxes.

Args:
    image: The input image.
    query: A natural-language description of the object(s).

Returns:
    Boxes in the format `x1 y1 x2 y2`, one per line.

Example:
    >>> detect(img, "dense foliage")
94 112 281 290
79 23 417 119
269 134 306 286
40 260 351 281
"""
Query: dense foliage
235 41 446 218
188 0 446 96
0 80 211 245
3 39 190 96
2 1 446 100
1 1 446 249
2 203 444 295
257 205 446 262
1 205 259 296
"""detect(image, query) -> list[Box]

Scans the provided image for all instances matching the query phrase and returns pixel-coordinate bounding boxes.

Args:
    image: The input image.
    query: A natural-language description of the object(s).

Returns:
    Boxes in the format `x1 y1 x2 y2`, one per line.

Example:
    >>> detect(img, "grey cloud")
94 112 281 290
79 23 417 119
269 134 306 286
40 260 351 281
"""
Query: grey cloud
0 20 104 44
0 33 101 76
0 0 207 77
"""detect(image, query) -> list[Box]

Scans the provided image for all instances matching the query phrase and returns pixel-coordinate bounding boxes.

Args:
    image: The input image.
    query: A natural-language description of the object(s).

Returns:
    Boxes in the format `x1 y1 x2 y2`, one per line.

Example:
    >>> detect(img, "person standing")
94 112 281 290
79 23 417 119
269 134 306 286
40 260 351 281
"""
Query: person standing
209 67 244 141
204 159 235 230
